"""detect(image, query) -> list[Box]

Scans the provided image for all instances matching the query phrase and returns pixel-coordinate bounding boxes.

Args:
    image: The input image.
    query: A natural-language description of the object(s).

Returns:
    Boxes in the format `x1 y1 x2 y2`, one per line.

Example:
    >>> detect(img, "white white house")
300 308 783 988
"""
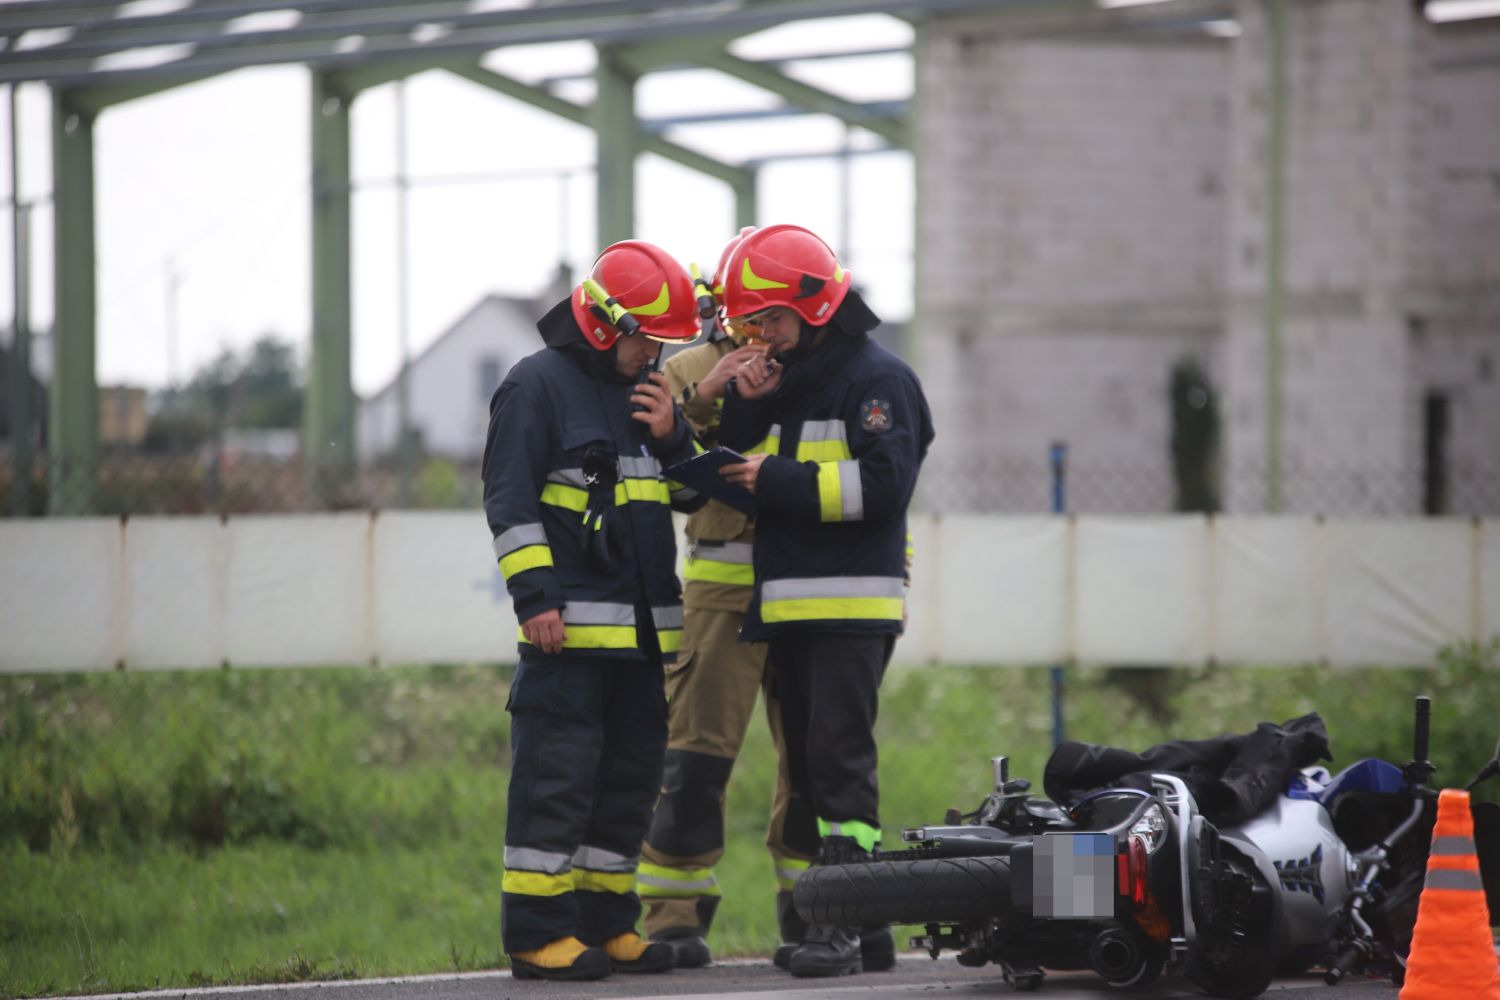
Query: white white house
358 294 544 461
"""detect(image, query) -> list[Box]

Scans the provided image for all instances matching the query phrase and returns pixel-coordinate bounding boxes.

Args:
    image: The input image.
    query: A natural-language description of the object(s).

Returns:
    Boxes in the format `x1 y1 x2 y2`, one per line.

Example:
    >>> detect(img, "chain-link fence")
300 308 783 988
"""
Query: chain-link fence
0 451 484 517
922 457 1500 516
5 449 1500 518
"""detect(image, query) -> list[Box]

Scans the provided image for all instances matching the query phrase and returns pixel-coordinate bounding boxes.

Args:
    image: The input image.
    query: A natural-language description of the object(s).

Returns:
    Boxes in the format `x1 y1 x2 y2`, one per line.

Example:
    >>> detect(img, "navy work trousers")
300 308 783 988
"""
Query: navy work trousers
768 633 894 838
501 650 668 953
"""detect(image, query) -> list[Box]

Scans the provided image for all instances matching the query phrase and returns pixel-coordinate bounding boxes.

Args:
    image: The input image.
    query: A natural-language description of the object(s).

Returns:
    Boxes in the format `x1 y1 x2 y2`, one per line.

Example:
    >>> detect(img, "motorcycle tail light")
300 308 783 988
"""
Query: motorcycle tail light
1132 890 1172 943
1128 834 1150 908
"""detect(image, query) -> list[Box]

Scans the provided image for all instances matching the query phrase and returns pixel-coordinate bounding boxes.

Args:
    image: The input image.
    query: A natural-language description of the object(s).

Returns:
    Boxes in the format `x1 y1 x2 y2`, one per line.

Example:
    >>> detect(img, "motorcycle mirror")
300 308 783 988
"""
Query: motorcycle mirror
1464 733 1500 792
991 756 1009 792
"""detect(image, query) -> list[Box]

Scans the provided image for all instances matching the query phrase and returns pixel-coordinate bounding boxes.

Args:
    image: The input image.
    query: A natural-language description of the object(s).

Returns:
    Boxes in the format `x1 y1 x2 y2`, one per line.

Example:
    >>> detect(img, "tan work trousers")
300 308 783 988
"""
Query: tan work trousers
639 600 814 937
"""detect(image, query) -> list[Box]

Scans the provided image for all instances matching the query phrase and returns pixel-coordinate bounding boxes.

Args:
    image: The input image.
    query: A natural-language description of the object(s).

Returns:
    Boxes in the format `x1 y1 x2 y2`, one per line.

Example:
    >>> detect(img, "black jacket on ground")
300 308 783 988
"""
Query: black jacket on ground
1042 713 1332 826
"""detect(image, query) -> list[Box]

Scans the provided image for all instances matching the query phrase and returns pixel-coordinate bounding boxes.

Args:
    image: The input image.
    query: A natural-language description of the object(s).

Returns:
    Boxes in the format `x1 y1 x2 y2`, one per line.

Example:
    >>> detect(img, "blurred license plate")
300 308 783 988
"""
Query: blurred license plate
1032 833 1116 918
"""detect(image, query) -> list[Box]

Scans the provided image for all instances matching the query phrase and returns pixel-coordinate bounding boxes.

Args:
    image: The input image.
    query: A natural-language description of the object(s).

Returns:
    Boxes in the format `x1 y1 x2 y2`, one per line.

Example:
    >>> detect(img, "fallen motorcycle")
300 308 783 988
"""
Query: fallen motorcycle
793 696 1500 997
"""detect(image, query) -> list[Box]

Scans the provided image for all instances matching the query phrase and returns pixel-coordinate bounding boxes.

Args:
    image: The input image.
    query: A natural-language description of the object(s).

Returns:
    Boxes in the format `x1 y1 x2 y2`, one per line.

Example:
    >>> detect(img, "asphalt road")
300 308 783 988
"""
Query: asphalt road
55 956 1409 1000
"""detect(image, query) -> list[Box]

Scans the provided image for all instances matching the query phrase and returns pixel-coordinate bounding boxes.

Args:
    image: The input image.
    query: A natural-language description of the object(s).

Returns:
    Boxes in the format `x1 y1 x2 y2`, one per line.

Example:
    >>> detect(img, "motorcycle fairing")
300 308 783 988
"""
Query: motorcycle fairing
1312 758 1405 810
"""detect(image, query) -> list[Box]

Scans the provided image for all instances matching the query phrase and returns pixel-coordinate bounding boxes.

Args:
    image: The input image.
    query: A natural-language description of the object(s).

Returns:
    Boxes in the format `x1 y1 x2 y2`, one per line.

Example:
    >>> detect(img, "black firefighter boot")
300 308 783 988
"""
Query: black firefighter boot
772 889 810 970
787 836 867 978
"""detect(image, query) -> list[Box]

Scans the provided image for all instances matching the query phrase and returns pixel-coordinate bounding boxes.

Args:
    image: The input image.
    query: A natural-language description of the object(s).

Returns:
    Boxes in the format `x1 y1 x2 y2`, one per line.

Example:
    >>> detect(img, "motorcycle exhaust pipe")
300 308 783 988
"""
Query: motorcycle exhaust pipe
1088 926 1147 987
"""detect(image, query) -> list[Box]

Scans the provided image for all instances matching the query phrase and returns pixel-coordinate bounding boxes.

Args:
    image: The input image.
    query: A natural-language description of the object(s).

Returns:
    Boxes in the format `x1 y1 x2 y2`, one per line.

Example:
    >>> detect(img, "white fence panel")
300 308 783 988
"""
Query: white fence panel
374 511 517 666
928 515 1068 665
0 518 122 672
1 514 1493 672
1075 517 1210 665
125 517 226 669
223 514 371 668
1324 519 1478 667
893 512 938 664
1214 518 1323 666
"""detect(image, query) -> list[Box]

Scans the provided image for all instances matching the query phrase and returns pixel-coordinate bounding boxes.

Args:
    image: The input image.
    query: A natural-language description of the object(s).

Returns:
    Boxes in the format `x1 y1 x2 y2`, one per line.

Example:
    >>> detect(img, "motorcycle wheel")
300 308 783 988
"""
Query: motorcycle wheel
1185 853 1278 1000
794 855 1013 926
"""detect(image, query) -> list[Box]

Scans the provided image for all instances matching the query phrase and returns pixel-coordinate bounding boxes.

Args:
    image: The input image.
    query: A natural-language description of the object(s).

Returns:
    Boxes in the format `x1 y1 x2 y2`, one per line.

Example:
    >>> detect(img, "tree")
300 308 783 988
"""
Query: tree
145 335 304 452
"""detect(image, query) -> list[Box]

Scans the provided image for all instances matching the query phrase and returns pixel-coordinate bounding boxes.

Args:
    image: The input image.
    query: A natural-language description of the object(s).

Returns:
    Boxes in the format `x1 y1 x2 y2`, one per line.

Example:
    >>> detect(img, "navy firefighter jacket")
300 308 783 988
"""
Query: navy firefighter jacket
717 290 935 640
481 299 706 662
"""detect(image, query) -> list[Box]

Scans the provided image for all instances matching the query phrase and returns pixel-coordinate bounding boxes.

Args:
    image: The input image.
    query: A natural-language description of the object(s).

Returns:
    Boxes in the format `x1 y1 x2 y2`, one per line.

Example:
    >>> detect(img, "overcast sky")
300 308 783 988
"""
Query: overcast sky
0 13 915 397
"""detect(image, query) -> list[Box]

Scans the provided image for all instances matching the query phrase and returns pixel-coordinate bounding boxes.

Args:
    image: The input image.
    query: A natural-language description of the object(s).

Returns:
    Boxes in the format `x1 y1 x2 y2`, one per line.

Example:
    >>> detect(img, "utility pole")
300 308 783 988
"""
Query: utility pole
164 257 181 455
395 79 414 507
9 83 31 516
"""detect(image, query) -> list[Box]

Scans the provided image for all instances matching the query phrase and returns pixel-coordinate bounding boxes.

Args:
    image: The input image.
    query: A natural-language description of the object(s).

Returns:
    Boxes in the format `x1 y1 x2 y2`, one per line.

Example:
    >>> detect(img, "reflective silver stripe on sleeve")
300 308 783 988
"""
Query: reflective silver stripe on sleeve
799 418 847 443
562 602 636 626
693 541 753 564
761 576 907 602
547 468 588 488
493 523 547 559
1430 836 1475 856
574 845 637 872
620 455 663 479
1425 868 1483 890
652 605 684 630
504 847 573 873
837 459 863 521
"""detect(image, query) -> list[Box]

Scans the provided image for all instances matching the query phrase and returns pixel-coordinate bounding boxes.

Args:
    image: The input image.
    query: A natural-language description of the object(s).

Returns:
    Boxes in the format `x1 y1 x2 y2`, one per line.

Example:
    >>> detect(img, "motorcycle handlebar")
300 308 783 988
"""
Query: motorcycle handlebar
1323 944 1365 985
1413 695 1431 764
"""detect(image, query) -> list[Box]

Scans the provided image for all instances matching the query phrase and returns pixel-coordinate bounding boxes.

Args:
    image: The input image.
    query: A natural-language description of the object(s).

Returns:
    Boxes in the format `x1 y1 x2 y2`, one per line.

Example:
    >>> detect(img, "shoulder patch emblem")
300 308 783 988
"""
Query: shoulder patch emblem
861 398 893 434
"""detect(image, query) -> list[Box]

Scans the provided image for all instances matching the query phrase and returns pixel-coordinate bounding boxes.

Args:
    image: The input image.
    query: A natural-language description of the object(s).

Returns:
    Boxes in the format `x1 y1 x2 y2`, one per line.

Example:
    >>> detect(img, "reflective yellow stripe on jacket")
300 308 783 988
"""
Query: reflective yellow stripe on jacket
744 423 782 457
516 601 637 650
683 540 754 587
539 465 673 512
795 418 852 463
492 522 554 579
760 576 904 624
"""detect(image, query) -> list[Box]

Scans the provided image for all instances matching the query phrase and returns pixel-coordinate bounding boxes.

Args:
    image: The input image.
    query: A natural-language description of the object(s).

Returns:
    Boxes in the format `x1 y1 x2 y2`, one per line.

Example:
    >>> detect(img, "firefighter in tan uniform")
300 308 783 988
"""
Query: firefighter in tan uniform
637 231 819 968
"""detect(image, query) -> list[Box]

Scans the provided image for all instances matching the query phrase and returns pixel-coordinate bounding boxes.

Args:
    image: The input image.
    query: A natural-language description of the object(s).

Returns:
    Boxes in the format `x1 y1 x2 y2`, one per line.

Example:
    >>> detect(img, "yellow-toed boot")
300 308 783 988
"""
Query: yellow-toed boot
509 936 611 981
603 931 675 974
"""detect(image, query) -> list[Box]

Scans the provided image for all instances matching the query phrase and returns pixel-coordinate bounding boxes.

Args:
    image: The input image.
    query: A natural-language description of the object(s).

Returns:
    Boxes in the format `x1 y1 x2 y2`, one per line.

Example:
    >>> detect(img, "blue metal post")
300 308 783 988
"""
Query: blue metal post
1050 442 1067 748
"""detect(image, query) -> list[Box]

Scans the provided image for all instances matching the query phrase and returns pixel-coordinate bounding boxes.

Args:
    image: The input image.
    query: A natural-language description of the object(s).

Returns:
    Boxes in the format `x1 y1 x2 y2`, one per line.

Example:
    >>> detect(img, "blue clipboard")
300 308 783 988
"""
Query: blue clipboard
663 447 757 514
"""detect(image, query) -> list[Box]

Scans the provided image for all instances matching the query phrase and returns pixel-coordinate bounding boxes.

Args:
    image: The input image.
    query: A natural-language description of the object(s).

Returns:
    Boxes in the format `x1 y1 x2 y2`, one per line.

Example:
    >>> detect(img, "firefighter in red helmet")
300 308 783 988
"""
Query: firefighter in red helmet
636 228 826 970
482 239 706 980
716 224 935 978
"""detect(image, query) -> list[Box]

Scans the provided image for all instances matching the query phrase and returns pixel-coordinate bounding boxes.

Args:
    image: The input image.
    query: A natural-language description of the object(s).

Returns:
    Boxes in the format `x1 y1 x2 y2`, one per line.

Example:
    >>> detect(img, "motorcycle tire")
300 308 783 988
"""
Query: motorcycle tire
794 855 1012 926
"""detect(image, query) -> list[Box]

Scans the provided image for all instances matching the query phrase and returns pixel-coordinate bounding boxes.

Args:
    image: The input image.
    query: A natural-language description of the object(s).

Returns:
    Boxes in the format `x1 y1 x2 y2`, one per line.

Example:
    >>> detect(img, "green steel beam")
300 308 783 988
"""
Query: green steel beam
328 57 474 94
49 89 98 516
906 20 926 367
695 50 911 149
306 72 355 500
733 169 758 232
592 46 637 248
448 64 752 189
448 64 589 125
616 32 751 74
63 73 220 116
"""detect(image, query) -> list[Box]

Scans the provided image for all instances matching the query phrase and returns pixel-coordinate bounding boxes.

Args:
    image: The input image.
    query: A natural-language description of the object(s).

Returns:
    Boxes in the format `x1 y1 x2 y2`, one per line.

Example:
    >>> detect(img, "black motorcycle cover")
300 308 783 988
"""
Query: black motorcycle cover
1042 713 1332 826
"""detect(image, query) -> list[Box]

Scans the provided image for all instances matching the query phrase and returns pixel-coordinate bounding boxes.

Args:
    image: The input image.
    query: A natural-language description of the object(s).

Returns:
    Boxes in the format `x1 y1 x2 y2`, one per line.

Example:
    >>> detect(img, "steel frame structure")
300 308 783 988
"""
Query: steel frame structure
1 0 1233 511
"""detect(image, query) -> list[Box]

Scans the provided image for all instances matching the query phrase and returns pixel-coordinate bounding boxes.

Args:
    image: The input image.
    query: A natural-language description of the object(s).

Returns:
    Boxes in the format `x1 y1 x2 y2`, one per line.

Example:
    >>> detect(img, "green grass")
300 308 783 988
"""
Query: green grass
3 643 1497 996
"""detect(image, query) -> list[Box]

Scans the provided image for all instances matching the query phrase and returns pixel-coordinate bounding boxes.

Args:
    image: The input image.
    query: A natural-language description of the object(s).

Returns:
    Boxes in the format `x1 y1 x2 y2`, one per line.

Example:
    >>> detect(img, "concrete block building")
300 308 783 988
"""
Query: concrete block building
915 0 1500 514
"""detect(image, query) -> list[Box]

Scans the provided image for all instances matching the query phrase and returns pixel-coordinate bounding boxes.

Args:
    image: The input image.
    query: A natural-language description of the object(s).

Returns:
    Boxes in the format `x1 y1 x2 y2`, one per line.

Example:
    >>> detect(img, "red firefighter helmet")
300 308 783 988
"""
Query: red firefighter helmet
712 226 758 298
720 224 851 327
570 240 701 351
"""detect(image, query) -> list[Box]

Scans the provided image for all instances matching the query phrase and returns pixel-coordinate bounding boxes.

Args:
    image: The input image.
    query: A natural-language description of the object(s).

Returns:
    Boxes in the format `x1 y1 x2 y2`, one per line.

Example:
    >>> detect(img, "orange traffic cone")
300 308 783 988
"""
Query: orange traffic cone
1399 788 1500 1000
